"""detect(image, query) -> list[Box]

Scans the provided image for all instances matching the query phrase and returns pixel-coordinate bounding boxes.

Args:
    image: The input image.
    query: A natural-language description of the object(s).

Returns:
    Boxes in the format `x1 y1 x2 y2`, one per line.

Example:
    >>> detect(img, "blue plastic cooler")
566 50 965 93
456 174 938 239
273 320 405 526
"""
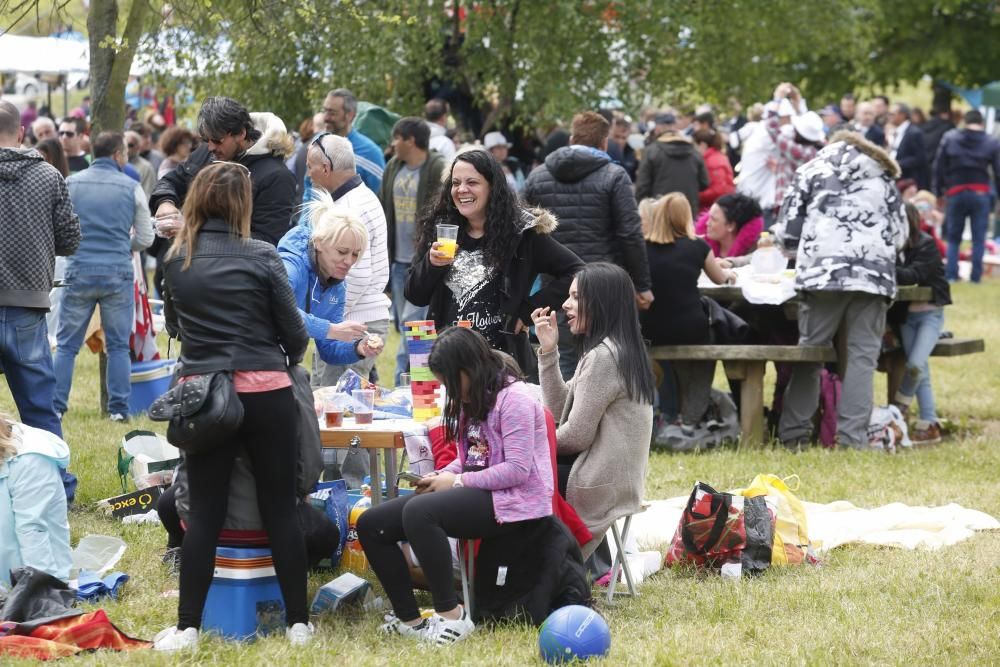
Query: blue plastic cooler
127 359 176 416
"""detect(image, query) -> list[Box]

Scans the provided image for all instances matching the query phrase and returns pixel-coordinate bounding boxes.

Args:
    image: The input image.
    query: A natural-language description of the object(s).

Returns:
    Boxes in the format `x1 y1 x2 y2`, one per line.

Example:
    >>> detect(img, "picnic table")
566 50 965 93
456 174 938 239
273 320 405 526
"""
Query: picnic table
647 272 975 444
318 418 428 504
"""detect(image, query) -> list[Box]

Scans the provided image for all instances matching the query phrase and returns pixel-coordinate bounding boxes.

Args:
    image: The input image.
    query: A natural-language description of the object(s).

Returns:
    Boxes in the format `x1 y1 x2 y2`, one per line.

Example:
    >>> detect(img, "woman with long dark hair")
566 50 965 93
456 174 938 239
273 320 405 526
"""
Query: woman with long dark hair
36 137 69 178
530 262 655 557
405 148 582 377
357 327 552 646
153 162 313 650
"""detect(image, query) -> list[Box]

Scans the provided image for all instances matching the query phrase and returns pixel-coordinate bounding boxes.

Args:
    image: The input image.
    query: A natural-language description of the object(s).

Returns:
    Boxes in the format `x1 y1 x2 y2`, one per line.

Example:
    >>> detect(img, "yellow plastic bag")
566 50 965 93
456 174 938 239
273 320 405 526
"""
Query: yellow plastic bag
735 474 814 565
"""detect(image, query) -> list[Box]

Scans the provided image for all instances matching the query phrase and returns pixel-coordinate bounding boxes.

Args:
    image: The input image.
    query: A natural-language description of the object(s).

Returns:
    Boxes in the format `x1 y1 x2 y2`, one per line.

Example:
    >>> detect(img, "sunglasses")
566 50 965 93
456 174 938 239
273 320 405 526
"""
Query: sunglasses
311 132 333 170
59 130 76 137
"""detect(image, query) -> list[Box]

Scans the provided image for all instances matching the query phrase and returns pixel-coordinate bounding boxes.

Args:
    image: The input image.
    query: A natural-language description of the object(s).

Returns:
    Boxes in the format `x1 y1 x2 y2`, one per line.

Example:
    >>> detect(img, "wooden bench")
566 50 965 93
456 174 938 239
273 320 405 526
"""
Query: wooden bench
882 337 986 403
649 344 836 445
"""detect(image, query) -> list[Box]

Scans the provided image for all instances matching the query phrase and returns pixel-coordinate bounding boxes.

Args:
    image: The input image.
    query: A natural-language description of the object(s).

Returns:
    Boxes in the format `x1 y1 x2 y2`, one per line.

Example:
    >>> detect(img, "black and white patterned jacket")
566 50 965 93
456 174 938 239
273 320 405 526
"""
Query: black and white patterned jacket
773 132 907 298
0 148 80 309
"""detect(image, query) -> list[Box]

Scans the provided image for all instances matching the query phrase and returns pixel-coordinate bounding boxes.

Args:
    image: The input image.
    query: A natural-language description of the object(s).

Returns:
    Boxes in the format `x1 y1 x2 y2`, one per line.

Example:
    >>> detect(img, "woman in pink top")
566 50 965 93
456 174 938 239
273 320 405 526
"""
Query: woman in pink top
358 327 552 646
695 192 764 266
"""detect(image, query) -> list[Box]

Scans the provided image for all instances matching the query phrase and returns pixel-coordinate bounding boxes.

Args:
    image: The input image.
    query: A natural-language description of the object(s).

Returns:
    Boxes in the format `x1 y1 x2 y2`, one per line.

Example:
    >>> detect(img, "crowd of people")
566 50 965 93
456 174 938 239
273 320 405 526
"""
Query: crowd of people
0 78 996 650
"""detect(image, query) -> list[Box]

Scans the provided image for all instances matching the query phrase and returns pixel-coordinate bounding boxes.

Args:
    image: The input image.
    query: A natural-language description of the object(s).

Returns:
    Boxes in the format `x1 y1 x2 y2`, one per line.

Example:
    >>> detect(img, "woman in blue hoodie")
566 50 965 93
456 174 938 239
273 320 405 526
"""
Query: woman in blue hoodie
278 192 384 367
0 415 72 585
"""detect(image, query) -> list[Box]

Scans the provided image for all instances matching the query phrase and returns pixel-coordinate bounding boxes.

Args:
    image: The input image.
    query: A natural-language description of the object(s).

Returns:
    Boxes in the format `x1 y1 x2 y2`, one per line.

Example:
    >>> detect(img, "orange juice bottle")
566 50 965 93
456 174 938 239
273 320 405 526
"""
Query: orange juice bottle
344 492 371 572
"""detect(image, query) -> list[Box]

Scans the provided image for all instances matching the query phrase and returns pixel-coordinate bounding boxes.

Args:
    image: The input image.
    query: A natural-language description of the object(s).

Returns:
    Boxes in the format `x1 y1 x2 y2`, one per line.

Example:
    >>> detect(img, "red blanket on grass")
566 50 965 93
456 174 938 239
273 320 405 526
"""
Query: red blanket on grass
0 610 149 660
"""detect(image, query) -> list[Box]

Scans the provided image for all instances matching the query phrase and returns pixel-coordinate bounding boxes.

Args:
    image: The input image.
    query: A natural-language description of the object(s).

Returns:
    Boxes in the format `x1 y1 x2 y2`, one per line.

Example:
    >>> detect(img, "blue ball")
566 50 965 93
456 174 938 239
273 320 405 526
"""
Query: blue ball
538 605 611 663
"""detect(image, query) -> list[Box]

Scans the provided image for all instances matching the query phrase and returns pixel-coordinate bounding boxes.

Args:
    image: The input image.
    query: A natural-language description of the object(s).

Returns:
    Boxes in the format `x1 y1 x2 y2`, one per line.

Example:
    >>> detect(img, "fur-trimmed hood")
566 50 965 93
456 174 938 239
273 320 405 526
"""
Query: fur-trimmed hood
246 112 294 159
519 207 558 234
825 130 900 179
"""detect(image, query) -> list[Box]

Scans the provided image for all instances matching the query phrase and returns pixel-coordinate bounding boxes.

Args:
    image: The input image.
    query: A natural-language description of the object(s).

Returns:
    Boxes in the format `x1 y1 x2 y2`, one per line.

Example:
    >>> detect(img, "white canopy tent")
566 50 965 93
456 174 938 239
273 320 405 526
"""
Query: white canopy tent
0 34 89 75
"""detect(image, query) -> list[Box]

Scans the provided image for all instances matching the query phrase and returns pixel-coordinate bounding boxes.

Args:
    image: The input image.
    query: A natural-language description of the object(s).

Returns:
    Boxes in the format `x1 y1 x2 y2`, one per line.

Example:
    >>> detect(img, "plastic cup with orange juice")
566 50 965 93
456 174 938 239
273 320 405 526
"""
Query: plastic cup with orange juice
436 224 459 259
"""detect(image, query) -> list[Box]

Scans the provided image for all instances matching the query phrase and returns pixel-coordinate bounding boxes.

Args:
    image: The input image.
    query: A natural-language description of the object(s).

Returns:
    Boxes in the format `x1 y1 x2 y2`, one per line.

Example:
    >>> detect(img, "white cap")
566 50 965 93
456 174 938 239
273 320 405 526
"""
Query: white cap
483 131 511 150
791 112 825 144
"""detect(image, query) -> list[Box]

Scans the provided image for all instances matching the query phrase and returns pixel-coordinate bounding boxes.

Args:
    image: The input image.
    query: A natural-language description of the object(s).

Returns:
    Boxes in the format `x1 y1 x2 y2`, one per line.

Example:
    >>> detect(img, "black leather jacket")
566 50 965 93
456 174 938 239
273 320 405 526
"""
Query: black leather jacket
163 218 308 375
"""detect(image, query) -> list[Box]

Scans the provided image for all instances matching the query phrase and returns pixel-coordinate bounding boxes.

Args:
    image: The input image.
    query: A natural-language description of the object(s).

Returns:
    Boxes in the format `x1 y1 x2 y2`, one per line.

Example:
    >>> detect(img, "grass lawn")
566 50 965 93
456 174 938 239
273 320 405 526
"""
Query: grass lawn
1 281 998 665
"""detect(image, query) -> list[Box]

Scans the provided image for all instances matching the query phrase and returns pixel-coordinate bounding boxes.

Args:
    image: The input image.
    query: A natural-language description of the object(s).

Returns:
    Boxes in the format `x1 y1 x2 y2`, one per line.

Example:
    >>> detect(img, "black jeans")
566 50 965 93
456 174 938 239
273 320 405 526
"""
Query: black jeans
357 487 523 622
177 388 307 629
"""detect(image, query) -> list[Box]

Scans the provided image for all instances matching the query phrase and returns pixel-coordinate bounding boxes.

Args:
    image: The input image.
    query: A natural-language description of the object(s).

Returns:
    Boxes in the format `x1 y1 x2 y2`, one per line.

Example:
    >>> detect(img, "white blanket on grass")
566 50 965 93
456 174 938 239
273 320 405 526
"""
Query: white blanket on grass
629 496 1000 553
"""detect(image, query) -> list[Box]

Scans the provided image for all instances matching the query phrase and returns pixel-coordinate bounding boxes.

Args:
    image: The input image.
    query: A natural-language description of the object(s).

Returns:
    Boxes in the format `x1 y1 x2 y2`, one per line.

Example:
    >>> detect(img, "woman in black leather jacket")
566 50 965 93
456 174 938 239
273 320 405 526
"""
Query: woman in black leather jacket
155 162 314 650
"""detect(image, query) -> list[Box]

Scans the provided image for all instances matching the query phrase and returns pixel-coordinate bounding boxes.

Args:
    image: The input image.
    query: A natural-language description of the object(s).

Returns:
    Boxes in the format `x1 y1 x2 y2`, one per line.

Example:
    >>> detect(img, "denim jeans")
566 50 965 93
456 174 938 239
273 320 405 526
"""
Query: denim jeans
389 262 427 384
944 189 991 282
53 269 135 416
898 308 944 423
0 306 63 437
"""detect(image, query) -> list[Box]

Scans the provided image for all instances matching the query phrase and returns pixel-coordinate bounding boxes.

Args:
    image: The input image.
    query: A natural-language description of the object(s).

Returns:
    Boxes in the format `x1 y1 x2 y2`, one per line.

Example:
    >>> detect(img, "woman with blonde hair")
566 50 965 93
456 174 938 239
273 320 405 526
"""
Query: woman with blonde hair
156 162 313 650
643 193 735 434
278 191 384 367
0 415 72 586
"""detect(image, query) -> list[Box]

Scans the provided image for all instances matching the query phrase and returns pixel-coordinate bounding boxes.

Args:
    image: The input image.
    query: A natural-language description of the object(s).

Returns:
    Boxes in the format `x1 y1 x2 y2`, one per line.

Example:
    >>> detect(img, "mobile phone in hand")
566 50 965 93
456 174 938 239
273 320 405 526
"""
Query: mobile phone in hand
397 471 424 485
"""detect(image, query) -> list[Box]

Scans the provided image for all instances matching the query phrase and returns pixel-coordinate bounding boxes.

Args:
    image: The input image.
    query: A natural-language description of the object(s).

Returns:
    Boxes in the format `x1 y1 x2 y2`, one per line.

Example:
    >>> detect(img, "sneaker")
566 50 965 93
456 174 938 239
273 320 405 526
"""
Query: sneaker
153 626 198 651
109 413 129 423
679 422 696 438
161 547 182 575
910 421 942 446
286 622 315 647
423 606 474 646
381 614 429 640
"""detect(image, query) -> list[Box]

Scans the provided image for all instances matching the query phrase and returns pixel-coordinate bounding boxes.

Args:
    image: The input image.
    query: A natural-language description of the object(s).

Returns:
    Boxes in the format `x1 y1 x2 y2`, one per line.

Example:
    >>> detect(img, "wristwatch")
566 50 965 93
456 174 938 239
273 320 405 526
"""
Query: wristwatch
452 474 464 488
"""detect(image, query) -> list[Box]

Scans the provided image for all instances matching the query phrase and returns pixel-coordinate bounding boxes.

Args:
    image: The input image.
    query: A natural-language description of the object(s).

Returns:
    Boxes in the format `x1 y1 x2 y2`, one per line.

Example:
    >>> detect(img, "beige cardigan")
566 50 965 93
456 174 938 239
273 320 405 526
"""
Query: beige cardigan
538 340 653 556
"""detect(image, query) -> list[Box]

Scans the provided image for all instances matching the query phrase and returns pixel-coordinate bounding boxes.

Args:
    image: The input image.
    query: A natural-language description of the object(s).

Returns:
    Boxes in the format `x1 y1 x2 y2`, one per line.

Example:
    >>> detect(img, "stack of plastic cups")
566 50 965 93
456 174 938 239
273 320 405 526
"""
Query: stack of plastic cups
404 320 441 422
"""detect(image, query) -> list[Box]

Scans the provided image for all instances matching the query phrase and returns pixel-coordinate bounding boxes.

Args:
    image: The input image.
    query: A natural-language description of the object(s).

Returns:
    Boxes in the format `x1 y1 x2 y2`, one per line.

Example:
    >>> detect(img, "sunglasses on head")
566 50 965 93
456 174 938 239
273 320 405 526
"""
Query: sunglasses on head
59 130 76 137
311 132 333 170
213 161 251 177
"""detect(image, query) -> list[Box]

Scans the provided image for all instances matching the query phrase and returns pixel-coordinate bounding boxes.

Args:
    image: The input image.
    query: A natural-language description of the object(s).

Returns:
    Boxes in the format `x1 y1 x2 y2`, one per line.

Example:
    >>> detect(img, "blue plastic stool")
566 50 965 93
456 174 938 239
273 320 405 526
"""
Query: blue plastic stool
202 546 285 641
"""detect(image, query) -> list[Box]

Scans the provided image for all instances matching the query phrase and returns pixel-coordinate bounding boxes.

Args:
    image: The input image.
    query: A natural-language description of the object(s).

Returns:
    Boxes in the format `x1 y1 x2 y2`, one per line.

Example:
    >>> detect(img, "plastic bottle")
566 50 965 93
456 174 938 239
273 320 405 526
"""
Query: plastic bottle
750 232 786 275
344 490 371 572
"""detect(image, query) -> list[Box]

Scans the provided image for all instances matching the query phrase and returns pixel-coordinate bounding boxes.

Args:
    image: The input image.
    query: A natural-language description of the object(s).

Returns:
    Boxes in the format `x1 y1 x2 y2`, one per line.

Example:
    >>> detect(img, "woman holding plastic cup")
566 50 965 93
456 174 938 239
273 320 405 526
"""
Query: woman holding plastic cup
405 148 583 377
278 191 384 370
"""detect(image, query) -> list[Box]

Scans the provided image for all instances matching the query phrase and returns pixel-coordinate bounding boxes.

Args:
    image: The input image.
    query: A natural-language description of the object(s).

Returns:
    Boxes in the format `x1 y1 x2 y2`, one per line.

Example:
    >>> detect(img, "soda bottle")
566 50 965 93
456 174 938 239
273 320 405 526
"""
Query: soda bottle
344 490 371 572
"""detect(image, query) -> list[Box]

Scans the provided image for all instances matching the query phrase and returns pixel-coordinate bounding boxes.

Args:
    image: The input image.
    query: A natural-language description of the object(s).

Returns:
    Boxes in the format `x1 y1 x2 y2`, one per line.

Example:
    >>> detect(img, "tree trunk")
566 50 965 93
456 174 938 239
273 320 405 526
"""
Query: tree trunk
87 0 153 135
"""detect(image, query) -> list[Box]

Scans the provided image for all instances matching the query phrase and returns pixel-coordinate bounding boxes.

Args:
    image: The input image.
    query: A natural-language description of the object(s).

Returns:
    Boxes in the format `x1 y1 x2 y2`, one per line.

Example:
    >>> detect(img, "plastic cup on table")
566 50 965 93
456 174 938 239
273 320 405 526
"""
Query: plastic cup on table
352 389 375 425
398 373 410 388
323 396 344 428
436 224 459 259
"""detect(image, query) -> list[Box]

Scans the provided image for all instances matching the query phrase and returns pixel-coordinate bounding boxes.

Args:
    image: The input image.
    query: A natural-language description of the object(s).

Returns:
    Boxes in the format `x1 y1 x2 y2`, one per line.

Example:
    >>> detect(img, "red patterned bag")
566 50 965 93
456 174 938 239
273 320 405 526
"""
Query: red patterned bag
665 482 774 576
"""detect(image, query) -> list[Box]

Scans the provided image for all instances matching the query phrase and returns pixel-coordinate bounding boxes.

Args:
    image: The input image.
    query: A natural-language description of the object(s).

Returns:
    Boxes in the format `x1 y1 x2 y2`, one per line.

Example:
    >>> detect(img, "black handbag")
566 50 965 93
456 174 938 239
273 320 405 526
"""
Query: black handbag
148 371 244 454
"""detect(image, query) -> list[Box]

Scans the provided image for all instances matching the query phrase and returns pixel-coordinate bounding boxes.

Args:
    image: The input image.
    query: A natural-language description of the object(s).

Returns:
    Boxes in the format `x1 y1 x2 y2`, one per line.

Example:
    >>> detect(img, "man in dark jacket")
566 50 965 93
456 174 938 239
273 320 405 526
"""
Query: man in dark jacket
889 103 929 189
149 97 295 247
379 117 447 382
921 105 954 167
634 115 709 216
524 111 653 378
933 109 1000 283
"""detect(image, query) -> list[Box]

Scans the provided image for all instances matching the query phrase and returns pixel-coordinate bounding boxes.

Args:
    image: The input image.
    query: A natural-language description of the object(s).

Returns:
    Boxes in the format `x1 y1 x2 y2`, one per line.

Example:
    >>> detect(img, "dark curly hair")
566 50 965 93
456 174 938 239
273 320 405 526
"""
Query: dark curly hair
415 148 522 270
197 96 260 143
715 192 762 230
